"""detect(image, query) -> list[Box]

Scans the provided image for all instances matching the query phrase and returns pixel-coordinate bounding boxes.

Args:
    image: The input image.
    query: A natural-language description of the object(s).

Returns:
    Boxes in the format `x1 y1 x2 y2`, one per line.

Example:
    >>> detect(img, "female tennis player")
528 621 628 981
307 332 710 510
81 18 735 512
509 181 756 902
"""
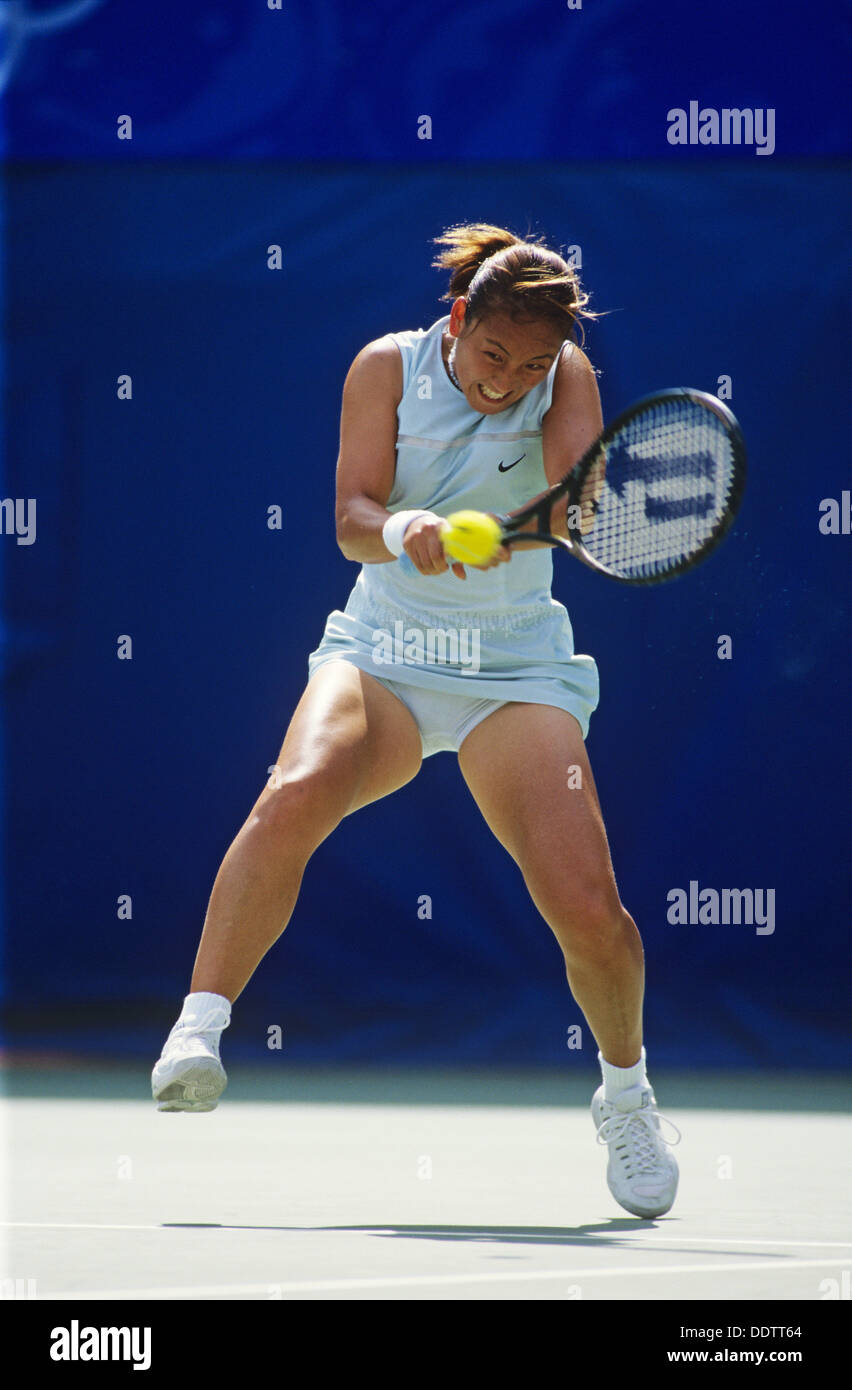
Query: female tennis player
152 223 681 1218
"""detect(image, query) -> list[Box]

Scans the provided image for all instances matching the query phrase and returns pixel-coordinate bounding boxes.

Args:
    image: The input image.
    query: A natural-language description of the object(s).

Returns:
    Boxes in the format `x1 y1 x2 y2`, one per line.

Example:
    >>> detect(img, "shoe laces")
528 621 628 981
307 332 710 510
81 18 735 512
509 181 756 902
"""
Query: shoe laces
166 1018 222 1052
596 1096 682 1174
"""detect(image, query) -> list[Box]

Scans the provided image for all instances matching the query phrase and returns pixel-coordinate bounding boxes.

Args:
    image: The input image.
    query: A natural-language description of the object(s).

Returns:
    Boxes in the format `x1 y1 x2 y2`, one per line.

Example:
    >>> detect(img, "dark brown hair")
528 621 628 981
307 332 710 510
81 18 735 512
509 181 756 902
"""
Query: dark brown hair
432 222 597 345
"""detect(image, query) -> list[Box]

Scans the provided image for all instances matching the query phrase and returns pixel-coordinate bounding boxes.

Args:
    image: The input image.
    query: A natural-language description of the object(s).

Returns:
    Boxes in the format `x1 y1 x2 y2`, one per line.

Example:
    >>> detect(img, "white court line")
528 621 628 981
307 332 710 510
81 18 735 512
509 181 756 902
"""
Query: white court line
2 1222 170 1232
44 1258 852 1300
2 1221 852 1249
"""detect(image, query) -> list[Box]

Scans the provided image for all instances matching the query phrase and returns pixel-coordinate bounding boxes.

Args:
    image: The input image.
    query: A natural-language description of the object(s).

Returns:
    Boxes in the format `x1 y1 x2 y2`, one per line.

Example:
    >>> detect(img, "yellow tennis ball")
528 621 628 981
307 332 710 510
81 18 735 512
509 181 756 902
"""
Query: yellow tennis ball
442 510 503 565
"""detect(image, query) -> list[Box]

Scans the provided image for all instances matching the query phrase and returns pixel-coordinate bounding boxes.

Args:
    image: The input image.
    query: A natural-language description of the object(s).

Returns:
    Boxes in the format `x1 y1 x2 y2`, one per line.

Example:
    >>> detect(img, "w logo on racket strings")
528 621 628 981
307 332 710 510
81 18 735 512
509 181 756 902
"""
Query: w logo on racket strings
607 444 719 522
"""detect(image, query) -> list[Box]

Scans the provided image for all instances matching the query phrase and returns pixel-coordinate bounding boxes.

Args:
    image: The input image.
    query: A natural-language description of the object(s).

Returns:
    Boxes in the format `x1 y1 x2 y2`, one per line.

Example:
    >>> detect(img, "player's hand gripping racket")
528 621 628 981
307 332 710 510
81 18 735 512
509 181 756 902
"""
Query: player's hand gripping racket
442 389 747 584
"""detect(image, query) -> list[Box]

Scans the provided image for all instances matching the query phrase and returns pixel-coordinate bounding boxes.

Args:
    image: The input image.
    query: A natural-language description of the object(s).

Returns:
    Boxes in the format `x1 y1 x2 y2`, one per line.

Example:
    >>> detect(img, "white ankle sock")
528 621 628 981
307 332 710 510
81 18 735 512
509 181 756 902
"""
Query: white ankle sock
599 1046 647 1101
178 991 231 1031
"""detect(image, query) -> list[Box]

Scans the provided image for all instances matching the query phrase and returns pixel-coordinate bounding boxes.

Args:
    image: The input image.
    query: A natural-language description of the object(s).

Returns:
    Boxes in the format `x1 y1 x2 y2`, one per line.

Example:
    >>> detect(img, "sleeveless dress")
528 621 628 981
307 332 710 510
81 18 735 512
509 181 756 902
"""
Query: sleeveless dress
307 314 599 754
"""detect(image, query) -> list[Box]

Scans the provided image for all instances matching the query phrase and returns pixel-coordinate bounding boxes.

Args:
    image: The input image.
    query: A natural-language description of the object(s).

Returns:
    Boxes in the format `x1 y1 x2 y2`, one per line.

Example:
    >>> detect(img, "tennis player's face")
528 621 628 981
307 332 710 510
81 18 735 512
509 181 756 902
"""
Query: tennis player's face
450 307 564 413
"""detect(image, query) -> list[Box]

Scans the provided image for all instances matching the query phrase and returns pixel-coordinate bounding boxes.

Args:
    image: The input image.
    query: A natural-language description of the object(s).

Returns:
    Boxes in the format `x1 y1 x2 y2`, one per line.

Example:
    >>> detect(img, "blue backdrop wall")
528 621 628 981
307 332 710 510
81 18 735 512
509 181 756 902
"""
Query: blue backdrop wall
2 2 850 1068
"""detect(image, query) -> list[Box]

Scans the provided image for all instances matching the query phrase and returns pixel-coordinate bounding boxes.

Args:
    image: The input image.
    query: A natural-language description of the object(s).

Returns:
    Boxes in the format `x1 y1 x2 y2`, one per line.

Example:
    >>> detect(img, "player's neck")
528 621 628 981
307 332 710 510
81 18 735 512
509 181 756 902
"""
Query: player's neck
441 331 463 393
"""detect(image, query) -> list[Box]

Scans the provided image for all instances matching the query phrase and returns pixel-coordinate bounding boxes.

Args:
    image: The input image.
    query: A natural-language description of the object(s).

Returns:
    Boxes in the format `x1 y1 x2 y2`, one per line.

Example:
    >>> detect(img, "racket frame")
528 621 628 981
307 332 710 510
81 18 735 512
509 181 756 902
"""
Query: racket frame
494 388 747 585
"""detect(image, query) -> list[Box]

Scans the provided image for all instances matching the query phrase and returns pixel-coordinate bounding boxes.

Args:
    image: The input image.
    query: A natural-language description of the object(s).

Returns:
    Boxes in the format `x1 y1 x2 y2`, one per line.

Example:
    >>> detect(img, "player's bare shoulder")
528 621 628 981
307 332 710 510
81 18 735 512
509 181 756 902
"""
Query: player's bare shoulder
546 341 601 412
541 341 603 487
337 336 403 512
342 334 404 410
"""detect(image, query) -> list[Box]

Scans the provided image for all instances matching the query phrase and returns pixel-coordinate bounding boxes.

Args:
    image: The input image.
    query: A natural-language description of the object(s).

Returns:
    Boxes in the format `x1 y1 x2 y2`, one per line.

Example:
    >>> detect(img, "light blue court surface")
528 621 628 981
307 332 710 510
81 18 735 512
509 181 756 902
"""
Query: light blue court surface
2 1063 850 1302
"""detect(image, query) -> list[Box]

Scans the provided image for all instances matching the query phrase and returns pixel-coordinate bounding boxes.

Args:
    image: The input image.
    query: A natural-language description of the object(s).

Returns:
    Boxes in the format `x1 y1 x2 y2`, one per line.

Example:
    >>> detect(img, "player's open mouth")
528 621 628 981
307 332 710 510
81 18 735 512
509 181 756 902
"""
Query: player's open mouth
478 384 510 403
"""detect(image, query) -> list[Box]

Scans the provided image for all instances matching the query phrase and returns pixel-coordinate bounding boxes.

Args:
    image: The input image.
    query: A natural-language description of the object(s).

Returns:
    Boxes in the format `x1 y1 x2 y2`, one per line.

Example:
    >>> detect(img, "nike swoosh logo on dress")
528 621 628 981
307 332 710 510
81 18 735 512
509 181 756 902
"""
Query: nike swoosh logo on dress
497 454 526 472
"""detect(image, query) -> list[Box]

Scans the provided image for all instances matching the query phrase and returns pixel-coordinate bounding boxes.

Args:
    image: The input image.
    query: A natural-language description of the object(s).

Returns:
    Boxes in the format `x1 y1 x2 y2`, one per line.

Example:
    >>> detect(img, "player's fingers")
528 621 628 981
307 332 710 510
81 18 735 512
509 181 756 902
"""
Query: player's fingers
404 518 456 575
406 535 448 576
451 561 467 580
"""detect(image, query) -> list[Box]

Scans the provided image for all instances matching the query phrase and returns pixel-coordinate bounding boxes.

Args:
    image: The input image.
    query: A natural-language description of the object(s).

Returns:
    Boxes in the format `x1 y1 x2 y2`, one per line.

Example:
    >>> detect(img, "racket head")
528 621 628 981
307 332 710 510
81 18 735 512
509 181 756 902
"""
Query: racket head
503 389 747 584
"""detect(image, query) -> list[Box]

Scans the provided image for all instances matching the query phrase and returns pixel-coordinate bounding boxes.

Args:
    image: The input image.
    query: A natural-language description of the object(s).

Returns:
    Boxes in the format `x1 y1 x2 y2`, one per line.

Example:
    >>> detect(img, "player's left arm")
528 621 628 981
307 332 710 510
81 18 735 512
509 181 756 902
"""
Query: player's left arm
499 343 603 544
540 342 604 537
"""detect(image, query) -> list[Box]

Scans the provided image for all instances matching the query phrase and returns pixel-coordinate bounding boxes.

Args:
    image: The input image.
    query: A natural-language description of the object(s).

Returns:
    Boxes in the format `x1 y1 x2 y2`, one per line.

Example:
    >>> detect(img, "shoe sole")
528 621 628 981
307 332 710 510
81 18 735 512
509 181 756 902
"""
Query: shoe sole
606 1191 676 1219
153 1062 226 1113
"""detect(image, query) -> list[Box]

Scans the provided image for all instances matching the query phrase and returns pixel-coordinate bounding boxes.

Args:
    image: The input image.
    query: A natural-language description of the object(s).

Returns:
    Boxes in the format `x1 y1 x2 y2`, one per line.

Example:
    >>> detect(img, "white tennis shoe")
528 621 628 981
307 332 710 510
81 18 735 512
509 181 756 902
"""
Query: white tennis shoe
591 1083 681 1217
152 997 230 1112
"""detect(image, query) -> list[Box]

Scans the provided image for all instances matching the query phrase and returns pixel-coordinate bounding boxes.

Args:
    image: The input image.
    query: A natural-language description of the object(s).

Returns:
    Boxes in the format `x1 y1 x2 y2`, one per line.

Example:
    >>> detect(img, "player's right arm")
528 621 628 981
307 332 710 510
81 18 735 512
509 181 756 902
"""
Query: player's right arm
335 338 402 564
334 339 466 576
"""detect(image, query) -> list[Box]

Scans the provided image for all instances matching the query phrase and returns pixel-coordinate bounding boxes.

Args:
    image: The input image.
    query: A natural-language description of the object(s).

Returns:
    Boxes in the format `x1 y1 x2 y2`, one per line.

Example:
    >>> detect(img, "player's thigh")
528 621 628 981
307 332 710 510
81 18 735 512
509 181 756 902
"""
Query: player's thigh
254 659 422 825
457 701 621 915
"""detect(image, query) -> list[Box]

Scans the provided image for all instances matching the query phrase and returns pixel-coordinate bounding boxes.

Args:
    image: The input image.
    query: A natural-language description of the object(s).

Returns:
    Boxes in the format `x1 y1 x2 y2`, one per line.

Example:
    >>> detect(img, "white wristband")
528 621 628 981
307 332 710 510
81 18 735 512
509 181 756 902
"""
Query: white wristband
382 509 439 557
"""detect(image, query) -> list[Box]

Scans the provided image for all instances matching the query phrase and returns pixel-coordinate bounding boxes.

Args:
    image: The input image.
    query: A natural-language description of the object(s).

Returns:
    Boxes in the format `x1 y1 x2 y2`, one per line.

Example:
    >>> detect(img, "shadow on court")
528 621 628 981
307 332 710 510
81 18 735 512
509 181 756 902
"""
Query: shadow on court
162 1217 660 1240
158 1219 794 1263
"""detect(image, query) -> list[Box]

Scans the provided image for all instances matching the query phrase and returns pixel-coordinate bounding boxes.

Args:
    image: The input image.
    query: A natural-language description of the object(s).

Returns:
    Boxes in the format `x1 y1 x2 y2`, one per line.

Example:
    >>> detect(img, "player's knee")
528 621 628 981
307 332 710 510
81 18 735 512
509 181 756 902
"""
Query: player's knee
551 888 630 965
252 765 352 848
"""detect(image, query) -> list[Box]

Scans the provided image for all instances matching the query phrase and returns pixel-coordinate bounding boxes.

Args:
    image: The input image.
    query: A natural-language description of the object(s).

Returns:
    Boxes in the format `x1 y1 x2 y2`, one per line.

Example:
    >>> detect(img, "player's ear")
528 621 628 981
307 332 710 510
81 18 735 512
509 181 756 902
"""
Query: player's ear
450 297 467 333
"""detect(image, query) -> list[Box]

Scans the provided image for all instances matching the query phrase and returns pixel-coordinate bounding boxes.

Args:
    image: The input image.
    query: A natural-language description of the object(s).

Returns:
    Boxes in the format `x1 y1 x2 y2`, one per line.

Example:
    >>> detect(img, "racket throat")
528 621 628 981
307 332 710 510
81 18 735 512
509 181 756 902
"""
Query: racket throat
503 529 578 552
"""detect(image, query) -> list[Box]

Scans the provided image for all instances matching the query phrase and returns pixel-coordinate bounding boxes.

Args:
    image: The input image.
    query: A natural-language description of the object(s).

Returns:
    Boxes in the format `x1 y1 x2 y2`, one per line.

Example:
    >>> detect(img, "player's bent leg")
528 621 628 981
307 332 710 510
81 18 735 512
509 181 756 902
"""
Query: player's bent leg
152 661 421 1111
458 701 643 1065
458 701 679 1216
191 660 422 1001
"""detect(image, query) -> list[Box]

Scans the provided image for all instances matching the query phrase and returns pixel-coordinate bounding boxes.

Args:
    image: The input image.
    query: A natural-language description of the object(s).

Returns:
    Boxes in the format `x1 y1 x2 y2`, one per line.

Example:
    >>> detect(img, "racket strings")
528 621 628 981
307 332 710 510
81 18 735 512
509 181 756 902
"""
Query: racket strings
578 400 740 580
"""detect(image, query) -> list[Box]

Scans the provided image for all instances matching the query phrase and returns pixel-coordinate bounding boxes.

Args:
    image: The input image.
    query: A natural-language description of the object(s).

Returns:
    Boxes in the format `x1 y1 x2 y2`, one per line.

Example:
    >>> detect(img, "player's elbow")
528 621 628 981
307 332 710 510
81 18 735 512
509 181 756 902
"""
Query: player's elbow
335 510 355 559
335 500 362 561
336 490 391 563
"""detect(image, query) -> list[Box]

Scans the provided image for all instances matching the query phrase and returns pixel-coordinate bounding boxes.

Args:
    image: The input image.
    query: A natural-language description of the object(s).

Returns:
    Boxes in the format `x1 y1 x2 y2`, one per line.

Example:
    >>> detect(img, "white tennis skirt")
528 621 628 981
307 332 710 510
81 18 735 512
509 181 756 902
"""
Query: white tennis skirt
307 588 600 757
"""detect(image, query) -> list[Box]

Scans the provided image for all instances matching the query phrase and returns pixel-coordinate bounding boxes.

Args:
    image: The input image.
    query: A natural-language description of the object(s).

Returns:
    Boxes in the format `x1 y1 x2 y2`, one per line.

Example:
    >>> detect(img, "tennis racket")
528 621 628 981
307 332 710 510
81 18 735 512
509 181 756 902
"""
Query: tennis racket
448 389 747 585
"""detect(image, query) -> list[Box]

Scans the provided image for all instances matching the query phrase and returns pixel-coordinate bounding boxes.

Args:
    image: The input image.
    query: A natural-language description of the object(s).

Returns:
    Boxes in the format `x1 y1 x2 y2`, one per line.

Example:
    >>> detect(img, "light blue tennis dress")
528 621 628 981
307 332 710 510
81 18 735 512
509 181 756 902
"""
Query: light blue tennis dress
307 314 599 756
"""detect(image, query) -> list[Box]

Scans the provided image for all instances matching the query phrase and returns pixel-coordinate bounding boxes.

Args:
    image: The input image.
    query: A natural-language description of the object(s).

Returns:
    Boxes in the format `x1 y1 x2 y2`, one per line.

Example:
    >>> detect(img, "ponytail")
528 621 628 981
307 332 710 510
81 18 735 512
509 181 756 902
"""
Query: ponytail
431 221 597 343
431 223 522 299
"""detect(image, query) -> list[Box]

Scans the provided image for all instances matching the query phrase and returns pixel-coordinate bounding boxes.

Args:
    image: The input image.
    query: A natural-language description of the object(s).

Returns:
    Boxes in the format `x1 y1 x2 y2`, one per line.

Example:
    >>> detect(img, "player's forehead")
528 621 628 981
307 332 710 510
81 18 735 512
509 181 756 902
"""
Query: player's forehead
468 311 564 361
